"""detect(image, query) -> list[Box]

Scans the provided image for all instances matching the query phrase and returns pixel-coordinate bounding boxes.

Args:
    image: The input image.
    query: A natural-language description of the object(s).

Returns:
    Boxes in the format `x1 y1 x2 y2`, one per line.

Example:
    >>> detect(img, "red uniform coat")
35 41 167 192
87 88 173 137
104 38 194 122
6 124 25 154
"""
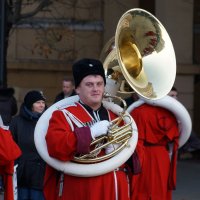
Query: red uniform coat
0 127 21 200
44 102 130 200
130 104 179 200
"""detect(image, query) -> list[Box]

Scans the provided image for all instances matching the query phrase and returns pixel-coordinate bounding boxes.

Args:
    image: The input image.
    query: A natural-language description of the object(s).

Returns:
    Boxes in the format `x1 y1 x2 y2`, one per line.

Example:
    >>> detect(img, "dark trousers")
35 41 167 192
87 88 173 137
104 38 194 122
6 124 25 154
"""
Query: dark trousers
18 188 44 200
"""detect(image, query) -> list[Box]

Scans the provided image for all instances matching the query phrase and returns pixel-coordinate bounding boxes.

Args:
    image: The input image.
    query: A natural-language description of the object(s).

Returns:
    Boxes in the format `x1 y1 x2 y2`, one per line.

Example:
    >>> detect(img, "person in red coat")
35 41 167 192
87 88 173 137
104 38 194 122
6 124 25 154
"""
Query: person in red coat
44 58 131 200
0 125 21 200
129 103 179 200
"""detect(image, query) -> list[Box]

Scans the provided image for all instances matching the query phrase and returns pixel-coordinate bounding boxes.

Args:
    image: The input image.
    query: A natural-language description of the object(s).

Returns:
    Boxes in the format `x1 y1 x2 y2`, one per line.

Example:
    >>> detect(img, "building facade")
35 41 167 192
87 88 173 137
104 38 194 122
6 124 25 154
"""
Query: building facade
6 0 200 135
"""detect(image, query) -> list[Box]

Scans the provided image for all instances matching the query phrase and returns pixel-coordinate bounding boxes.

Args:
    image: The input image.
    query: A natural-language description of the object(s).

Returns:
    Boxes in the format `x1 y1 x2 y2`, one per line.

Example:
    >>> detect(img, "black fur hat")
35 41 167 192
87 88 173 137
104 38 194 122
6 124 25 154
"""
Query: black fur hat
72 58 106 88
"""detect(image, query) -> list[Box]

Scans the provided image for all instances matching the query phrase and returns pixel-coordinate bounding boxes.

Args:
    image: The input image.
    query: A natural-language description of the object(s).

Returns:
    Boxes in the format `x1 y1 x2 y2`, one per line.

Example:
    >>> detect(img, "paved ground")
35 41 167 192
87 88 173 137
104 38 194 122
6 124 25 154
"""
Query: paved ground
173 159 200 200
0 158 199 200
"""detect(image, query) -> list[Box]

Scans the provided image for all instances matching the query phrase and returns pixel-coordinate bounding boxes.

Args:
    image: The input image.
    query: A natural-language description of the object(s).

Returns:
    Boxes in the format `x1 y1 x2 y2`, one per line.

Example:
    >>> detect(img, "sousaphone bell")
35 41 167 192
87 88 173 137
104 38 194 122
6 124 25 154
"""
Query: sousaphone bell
101 8 176 100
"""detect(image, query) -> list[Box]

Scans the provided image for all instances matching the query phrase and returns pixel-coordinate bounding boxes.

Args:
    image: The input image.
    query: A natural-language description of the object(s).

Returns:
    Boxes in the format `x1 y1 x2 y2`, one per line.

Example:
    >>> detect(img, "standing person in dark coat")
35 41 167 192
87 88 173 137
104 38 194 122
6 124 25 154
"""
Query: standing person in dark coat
54 78 76 103
9 90 47 200
0 87 18 126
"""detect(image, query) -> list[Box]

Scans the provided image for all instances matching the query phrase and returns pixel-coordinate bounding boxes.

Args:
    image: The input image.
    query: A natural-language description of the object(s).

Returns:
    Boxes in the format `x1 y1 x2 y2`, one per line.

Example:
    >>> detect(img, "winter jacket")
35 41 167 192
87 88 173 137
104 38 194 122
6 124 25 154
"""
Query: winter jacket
9 104 46 190
54 90 77 103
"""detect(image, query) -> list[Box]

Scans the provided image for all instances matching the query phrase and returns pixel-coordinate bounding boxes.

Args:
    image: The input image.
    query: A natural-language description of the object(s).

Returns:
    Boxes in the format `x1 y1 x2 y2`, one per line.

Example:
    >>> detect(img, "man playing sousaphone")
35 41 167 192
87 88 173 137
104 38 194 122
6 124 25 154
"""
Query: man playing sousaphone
43 58 133 200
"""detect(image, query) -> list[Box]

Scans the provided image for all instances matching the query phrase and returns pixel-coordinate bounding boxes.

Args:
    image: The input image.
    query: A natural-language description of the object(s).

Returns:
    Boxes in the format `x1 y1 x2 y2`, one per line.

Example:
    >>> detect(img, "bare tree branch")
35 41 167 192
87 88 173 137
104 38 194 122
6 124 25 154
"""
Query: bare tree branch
13 0 22 22
8 0 53 24
20 0 53 20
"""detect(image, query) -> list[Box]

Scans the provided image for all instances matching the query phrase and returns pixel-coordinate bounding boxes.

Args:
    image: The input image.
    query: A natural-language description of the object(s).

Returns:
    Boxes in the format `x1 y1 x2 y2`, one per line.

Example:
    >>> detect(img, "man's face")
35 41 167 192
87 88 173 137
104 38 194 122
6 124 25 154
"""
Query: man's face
76 75 105 110
62 81 74 96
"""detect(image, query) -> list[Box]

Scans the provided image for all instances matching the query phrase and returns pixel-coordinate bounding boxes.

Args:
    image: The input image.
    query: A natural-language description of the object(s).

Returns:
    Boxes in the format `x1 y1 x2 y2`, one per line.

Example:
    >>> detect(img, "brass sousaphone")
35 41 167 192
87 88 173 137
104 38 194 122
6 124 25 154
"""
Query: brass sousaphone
102 8 176 99
34 8 176 177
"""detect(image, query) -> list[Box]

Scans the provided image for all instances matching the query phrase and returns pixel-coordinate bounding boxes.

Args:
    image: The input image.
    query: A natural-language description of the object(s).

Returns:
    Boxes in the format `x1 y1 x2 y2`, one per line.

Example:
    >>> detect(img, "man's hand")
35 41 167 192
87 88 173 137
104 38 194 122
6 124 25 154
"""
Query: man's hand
90 120 110 140
105 143 120 154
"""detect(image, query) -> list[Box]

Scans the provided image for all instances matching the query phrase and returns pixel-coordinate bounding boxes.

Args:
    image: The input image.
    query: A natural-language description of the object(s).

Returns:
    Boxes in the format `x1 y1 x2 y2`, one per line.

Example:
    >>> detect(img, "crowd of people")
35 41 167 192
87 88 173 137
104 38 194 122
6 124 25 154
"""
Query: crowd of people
0 58 199 200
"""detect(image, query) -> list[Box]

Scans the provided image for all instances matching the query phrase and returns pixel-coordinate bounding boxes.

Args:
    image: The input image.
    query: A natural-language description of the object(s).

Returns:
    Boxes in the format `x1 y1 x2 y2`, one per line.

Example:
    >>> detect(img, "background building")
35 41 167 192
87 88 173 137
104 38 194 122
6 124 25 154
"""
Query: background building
5 0 200 136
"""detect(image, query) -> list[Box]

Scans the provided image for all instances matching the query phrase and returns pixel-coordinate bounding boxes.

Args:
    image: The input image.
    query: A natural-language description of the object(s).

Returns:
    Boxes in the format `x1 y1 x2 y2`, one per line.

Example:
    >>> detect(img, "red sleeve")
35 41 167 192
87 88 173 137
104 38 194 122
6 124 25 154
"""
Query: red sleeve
74 127 92 154
0 128 21 166
0 128 21 200
46 110 77 161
